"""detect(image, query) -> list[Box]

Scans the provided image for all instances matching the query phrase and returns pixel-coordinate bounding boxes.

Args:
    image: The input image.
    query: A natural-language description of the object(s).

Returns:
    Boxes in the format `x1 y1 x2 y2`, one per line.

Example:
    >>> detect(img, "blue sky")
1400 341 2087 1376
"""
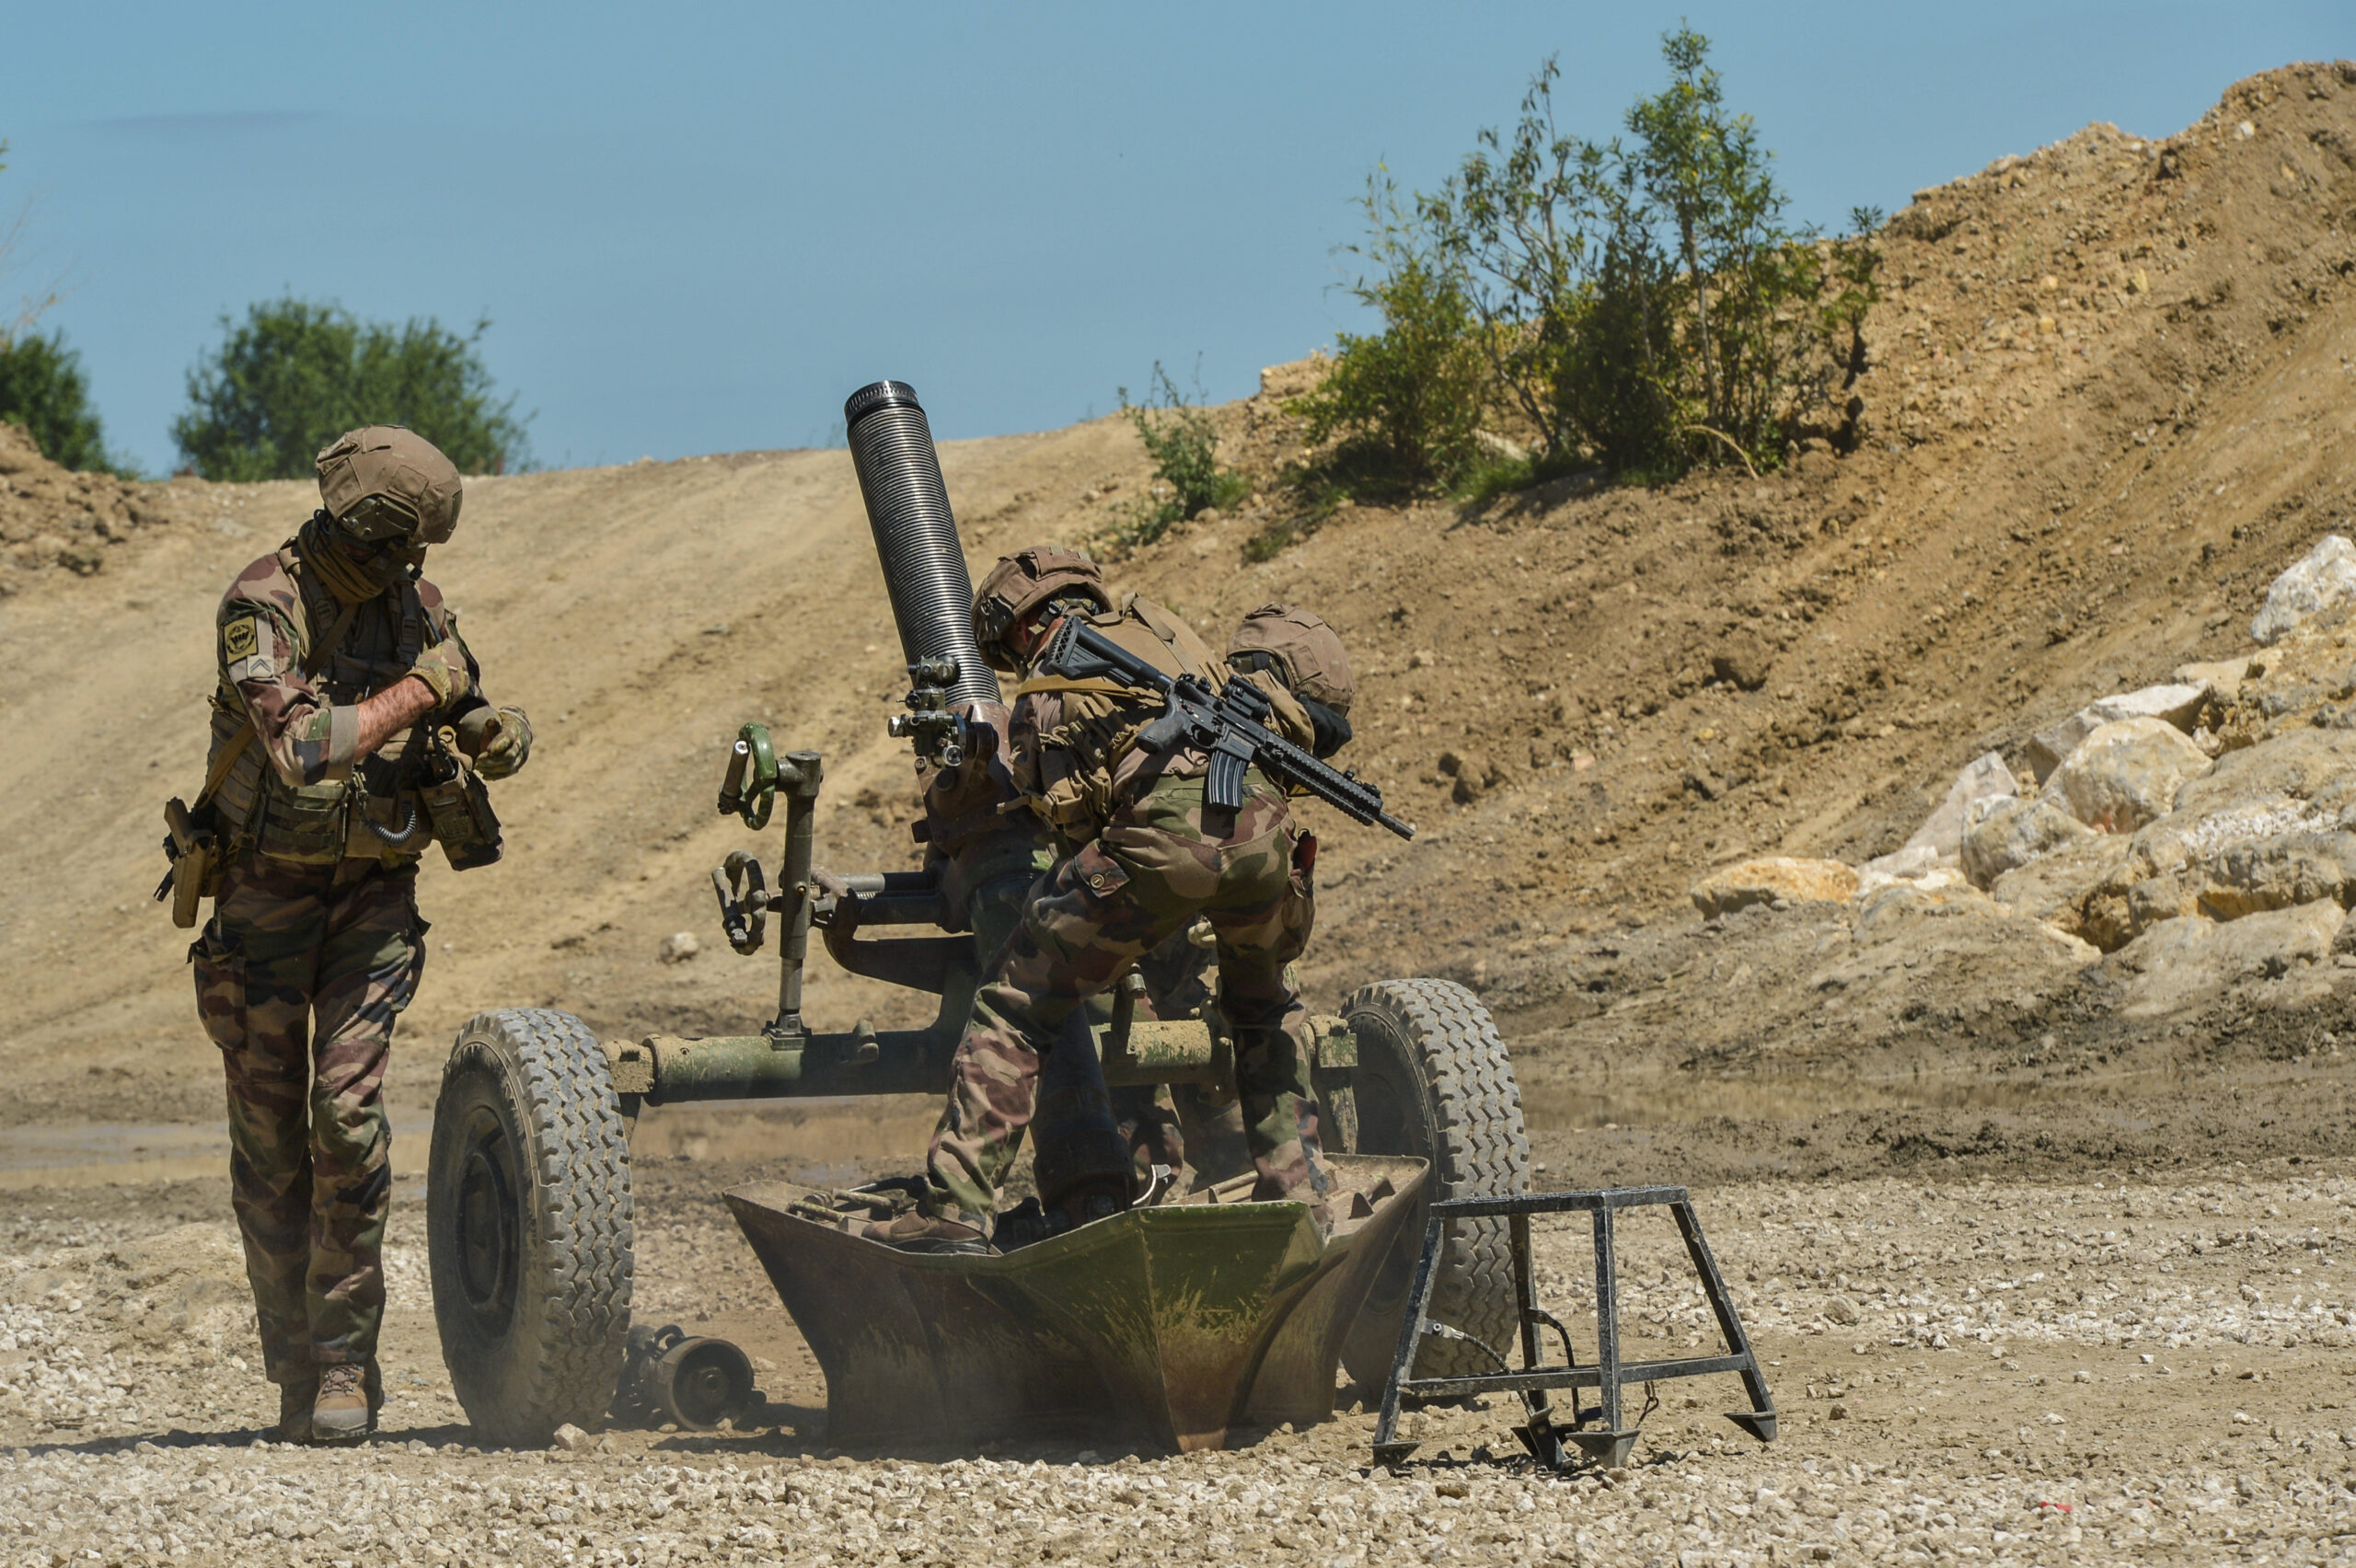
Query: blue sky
0 2 2345 474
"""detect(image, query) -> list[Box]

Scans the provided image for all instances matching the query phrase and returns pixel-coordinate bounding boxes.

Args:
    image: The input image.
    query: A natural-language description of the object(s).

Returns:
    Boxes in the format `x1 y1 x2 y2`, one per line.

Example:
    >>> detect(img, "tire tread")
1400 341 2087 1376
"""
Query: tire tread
1341 978 1529 1382
429 1008 634 1446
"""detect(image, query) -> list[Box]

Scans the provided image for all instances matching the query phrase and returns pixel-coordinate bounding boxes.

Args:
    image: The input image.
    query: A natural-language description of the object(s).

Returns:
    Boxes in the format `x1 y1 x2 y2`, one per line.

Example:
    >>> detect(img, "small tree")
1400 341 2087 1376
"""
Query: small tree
173 296 531 481
1413 63 1596 466
0 331 113 472
1286 174 1489 492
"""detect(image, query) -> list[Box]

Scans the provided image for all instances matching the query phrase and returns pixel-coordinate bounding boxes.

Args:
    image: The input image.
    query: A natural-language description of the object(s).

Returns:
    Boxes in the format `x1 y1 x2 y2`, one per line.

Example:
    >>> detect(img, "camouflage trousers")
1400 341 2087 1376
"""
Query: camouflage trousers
191 850 425 1383
1111 929 1253 1188
926 767 1322 1220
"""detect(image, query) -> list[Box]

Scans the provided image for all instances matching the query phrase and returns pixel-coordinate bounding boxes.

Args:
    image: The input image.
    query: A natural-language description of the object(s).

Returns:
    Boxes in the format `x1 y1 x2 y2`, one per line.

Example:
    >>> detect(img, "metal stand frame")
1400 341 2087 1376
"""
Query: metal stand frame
1371 1186 1777 1470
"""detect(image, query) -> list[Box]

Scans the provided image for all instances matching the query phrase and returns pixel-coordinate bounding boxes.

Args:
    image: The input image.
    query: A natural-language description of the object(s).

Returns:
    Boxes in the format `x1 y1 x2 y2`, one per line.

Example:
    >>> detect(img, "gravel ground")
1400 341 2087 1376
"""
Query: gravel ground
5 1158 2355 1565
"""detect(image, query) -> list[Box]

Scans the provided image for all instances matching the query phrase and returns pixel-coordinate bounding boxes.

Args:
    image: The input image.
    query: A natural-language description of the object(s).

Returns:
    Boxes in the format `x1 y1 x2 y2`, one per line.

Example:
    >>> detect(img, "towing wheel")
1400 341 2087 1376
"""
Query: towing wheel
1336 979 1530 1388
428 1009 635 1446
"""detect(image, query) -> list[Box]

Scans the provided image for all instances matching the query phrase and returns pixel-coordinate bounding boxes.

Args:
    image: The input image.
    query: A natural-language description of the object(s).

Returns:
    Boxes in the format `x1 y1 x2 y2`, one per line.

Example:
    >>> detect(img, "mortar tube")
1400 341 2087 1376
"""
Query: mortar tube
842 381 1001 710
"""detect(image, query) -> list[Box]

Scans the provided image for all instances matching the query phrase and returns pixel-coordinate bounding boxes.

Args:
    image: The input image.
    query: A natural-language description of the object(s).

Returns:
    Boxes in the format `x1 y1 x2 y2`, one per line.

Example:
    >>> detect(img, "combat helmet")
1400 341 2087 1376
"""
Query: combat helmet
972 545 1114 669
315 426 464 546
1228 604 1356 714
1229 603 1356 757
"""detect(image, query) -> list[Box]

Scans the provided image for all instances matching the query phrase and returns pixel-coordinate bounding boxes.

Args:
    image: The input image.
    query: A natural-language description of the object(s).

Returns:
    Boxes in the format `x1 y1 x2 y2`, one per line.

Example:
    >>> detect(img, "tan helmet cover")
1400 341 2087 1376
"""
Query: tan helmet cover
1228 603 1357 715
316 425 464 545
972 545 1114 667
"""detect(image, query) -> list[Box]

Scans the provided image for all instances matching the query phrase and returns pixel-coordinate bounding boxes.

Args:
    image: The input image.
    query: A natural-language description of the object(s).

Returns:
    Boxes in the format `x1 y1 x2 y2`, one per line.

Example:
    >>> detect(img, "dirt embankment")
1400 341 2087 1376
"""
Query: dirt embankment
4 63 2356 1158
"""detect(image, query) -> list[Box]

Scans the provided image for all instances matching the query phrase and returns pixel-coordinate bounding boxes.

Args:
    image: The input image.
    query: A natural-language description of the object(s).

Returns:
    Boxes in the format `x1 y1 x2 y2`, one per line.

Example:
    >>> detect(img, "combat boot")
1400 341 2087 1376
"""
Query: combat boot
851 1209 994 1254
271 1374 317 1444
1250 1149 1335 1239
310 1363 374 1444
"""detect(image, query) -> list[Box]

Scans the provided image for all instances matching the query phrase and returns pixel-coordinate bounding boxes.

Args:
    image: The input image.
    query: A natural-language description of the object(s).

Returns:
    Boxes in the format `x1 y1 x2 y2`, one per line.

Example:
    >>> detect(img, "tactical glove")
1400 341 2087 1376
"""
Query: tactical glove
409 638 474 709
456 705 533 780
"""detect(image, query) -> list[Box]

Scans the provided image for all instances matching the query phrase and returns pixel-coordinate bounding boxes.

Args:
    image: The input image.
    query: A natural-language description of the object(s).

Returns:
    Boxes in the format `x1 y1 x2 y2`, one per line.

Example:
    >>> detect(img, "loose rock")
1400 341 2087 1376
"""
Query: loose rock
2026 684 2209 782
1900 749 2017 858
2040 717 2212 833
1691 857 1858 917
1960 794 2093 888
2249 533 2356 645
1710 627 1775 692
2174 656 2254 708
2110 900 2346 1017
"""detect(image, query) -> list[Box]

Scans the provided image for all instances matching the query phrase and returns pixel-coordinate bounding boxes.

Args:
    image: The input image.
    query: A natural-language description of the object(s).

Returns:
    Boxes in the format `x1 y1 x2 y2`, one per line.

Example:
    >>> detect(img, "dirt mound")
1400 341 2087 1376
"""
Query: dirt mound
0 420 209 591
6 63 2356 1139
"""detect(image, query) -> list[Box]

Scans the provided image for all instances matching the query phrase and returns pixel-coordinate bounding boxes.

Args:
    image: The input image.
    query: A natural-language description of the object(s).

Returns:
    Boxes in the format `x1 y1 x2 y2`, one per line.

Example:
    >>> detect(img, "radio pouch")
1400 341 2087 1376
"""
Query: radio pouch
421 731 503 870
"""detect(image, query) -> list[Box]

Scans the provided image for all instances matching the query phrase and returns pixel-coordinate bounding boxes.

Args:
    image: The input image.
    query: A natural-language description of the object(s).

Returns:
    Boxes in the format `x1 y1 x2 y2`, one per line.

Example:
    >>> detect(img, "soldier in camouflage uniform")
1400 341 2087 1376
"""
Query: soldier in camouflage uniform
863 548 1332 1250
1111 603 1359 1187
186 427 531 1442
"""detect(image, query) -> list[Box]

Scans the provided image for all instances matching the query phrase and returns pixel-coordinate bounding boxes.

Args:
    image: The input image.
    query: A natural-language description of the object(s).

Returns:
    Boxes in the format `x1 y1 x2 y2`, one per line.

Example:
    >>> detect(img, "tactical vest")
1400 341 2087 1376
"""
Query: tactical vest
208 546 438 866
1011 596 1311 843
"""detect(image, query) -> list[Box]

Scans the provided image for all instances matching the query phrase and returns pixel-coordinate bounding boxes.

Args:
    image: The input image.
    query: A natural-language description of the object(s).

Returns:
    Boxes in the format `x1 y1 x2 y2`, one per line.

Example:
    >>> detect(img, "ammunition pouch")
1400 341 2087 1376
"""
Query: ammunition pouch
253 778 354 866
346 783 427 859
419 748 502 871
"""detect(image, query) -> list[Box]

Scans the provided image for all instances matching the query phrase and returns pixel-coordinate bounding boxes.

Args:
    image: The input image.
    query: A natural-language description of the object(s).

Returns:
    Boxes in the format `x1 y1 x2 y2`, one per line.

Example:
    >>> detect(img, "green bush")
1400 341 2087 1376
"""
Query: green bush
1112 362 1248 554
1303 29 1881 492
172 297 532 481
1283 175 1489 494
0 330 119 473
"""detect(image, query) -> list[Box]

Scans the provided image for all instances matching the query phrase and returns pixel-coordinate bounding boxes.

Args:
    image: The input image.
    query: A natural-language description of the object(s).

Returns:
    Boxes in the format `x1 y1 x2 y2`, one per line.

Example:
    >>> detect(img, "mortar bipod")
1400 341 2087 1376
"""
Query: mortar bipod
1370 1186 1776 1471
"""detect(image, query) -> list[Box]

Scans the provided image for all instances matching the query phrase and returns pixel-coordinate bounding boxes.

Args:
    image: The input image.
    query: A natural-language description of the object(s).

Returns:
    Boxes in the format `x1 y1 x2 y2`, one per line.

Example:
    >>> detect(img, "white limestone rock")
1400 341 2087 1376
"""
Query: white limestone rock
2250 533 2356 645
1900 750 2019 858
2025 684 2209 783
1960 794 2096 888
2040 717 2212 833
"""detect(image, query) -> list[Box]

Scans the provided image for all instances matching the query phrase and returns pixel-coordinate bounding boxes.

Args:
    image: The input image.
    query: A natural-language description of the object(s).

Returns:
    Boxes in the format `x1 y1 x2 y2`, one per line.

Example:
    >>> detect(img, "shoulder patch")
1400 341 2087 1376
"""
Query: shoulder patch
222 617 260 660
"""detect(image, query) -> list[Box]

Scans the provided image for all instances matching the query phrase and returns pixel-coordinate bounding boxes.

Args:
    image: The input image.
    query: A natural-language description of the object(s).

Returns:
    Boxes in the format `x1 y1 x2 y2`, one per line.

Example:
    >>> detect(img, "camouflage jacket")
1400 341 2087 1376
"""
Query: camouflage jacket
207 540 481 864
1007 596 1312 849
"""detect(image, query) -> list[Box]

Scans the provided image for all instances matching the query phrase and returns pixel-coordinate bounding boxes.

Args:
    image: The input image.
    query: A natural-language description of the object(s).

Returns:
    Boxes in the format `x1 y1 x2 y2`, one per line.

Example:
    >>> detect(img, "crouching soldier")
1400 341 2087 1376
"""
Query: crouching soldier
1112 602 1360 1187
183 427 531 1441
862 548 1330 1250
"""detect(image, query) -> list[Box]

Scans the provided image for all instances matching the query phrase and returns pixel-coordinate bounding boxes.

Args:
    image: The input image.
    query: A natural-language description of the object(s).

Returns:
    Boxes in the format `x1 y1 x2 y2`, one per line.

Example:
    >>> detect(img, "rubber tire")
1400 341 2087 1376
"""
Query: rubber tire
428 1008 635 1447
1336 979 1530 1389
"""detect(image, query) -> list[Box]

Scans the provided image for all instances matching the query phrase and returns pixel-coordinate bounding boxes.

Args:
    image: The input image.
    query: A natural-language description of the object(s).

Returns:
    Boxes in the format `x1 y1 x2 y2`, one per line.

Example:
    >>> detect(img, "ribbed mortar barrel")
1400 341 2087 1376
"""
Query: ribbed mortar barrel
843 381 1001 708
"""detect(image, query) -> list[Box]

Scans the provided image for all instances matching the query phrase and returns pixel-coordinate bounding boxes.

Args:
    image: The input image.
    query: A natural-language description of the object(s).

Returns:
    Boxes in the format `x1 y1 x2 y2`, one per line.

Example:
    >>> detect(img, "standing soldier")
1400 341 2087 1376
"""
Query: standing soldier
863 548 1330 1249
180 427 531 1442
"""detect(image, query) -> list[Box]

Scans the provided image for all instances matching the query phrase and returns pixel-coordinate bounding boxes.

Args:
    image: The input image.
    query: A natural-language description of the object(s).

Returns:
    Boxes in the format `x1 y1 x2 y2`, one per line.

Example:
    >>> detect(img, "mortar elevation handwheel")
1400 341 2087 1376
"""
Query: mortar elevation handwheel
1335 978 1530 1388
428 1008 636 1446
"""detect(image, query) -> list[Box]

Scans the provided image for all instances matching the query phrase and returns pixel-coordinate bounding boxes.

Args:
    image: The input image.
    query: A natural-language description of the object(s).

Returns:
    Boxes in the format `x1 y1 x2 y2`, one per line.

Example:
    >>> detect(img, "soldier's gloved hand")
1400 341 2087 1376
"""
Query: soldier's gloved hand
409 638 474 709
456 705 533 779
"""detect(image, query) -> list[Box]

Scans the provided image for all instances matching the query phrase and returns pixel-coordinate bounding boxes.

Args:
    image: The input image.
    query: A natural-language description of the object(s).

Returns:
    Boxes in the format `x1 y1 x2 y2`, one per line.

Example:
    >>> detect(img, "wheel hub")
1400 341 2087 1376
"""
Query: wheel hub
455 1124 519 1332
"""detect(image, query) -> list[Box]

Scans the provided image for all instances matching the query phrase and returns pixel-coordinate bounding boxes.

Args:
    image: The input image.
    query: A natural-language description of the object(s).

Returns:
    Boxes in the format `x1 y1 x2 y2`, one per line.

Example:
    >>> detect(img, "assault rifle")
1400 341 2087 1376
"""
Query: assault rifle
1035 617 1415 840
